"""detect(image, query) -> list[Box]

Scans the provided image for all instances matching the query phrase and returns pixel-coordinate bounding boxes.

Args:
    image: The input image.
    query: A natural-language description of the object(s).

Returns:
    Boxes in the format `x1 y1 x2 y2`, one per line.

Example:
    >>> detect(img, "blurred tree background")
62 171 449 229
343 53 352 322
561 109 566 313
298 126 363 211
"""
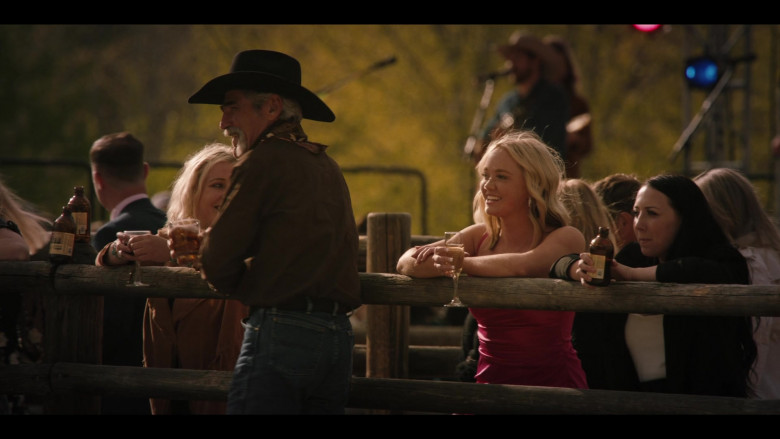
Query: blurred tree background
1 24 778 236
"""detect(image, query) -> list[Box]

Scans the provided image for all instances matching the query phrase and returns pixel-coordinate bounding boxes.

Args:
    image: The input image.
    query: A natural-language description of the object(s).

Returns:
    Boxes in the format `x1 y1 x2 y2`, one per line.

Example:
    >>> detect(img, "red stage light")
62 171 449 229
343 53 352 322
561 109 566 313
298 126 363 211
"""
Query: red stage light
633 24 663 33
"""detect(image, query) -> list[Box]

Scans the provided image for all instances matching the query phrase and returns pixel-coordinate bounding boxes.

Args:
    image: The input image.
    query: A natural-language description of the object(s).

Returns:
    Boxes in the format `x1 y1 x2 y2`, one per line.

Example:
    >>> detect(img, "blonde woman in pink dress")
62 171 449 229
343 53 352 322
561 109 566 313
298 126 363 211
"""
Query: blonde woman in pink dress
398 130 588 388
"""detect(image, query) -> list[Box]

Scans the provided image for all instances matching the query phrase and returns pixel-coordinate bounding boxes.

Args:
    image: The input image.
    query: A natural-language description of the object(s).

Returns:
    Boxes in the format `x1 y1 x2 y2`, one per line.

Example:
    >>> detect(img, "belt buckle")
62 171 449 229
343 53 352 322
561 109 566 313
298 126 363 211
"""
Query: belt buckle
304 297 343 316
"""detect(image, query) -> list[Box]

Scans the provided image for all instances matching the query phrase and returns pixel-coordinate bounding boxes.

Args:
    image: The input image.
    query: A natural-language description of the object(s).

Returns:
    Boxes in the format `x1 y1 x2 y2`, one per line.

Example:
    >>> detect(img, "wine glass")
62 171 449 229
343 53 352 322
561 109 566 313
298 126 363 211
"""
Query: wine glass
436 231 465 307
123 230 151 287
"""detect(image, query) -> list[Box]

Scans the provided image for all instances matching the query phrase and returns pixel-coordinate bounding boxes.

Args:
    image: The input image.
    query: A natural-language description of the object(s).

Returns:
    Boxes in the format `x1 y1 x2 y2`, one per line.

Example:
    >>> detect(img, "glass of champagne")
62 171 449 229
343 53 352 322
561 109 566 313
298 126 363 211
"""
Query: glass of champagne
123 230 151 287
436 231 465 307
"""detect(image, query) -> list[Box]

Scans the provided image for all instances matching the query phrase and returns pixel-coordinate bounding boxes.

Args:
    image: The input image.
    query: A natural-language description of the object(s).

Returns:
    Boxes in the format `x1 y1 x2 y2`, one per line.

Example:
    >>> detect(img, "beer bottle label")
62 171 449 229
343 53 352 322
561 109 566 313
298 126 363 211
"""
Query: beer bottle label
50 231 75 256
591 254 606 280
72 212 88 236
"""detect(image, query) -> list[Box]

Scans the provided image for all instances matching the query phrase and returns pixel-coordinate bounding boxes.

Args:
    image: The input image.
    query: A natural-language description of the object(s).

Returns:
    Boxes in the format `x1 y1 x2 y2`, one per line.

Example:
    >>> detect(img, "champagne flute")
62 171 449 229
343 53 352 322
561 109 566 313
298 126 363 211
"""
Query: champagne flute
436 231 465 307
123 230 151 287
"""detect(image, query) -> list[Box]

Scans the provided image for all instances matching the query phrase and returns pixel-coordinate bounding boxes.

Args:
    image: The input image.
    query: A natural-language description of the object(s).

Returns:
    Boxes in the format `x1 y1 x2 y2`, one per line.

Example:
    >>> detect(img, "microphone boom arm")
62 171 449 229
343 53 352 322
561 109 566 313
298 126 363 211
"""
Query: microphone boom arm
668 65 734 162
316 55 397 97
463 78 496 159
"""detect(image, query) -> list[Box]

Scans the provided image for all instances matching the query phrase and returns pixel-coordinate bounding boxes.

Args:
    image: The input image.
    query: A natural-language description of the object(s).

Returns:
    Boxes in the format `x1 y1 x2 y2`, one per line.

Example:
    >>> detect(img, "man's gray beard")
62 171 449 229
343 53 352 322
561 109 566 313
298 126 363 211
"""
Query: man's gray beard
225 128 247 157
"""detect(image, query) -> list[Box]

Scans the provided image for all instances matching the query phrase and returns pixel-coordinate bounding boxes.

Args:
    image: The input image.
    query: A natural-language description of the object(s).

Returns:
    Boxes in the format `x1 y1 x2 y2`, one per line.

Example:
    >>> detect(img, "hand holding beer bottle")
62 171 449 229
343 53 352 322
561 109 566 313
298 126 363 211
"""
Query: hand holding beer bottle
587 227 614 286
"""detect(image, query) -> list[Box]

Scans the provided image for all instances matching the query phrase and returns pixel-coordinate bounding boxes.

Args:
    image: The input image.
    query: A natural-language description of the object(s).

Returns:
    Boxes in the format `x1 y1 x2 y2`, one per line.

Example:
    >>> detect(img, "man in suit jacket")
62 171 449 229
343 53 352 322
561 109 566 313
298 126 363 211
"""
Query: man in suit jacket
90 132 167 414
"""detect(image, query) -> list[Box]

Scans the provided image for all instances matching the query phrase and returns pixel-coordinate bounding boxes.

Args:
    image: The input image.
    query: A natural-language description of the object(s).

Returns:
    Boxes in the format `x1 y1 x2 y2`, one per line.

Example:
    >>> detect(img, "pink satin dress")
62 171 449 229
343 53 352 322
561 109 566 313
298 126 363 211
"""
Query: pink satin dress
469 307 588 388
468 232 588 388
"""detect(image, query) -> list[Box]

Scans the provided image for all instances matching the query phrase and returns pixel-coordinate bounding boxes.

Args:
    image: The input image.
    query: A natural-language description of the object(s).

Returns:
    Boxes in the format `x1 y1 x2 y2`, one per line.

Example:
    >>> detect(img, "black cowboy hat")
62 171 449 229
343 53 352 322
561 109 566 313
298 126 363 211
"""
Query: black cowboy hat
188 49 335 123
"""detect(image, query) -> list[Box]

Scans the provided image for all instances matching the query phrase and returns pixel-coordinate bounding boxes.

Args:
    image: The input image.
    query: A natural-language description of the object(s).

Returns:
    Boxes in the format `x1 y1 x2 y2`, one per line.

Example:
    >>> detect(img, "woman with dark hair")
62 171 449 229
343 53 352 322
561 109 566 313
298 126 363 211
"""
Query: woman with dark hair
569 174 756 397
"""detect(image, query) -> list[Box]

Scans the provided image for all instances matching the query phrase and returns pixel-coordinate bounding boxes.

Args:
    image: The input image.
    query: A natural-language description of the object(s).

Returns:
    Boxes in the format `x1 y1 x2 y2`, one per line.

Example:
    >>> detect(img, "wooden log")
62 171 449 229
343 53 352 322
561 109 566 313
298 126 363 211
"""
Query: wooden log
0 343 462 398
353 345 461 380
50 363 231 401
365 213 411 380
4 363 780 415
356 273 780 316
353 324 463 346
347 377 780 415
43 242 101 414
365 213 411 415
55 264 222 299
3 262 780 315
0 363 53 396
359 234 439 272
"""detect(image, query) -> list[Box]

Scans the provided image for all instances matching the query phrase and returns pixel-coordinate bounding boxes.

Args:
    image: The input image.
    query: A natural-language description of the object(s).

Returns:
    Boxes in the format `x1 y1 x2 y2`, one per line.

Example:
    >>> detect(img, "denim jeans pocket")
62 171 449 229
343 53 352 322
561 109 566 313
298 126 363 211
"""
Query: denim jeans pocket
267 313 329 376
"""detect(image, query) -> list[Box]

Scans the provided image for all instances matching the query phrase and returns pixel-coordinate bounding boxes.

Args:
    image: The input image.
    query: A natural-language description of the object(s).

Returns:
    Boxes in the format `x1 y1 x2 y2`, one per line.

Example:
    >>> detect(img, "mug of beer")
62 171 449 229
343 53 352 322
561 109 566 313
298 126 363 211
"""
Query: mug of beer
169 218 201 267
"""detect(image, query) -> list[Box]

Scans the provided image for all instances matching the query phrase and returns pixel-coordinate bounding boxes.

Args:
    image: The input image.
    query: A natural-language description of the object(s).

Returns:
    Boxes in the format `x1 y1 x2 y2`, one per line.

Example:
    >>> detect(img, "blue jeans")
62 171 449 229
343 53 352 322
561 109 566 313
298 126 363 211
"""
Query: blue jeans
226 307 354 414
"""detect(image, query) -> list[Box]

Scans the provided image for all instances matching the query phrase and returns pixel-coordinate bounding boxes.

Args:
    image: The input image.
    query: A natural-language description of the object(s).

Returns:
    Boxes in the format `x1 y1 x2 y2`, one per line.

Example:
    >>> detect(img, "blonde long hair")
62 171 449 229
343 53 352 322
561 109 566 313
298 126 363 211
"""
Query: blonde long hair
166 143 236 225
0 175 51 254
559 178 617 249
473 130 570 250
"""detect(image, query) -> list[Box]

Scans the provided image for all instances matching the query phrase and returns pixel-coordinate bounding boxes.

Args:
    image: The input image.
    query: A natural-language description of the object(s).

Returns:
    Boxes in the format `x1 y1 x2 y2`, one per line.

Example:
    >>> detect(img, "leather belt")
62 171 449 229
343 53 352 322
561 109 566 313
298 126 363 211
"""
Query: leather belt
259 297 350 315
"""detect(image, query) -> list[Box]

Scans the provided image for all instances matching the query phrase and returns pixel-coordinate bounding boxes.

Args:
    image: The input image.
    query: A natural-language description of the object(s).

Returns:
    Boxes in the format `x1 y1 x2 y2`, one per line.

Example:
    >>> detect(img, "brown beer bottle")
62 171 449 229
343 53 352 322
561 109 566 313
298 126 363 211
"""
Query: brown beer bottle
49 205 77 264
587 226 614 286
67 186 91 243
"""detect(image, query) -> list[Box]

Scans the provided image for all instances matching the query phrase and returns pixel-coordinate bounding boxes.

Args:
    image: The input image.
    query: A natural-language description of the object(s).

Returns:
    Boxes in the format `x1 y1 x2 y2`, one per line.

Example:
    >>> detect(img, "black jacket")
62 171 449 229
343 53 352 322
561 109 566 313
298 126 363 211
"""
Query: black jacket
571 242 755 397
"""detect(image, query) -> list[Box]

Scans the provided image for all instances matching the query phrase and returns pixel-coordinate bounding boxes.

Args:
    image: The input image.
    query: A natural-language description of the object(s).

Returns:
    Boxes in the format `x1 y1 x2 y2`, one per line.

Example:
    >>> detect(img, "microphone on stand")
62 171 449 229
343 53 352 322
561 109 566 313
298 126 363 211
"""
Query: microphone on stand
476 67 512 82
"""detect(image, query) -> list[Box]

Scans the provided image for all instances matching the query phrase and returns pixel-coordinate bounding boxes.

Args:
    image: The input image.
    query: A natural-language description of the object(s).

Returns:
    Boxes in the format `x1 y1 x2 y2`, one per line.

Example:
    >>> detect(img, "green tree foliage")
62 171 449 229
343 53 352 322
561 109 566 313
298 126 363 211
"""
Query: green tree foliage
1 24 777 234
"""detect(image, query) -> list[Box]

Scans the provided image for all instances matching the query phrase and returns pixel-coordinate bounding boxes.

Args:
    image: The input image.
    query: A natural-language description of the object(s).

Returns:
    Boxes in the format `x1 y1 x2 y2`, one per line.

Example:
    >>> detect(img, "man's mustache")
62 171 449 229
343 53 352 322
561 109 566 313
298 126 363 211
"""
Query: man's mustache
225 127 242 137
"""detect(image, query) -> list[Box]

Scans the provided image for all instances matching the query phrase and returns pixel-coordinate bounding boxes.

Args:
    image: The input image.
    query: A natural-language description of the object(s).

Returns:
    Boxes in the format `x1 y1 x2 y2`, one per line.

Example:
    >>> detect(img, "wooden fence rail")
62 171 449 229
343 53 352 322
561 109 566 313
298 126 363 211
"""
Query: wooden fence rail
2 363 780 415
2 212 780 414
4 261 780 315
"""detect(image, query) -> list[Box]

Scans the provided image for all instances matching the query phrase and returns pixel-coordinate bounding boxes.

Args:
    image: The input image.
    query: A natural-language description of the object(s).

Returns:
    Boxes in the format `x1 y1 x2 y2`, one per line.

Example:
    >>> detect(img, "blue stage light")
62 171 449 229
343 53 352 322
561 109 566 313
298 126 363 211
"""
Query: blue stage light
685 57 720 89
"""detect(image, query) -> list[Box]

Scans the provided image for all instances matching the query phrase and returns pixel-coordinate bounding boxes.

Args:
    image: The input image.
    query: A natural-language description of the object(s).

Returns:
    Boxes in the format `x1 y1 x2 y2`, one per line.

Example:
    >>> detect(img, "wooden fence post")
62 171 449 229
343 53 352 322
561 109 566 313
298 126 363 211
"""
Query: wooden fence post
365 213 411 388
43 242 101 414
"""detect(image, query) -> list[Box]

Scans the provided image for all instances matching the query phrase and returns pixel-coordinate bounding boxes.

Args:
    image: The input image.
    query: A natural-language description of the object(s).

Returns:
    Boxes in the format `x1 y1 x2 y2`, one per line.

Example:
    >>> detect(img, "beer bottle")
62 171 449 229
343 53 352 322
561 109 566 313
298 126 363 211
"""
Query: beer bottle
587 226 614 286
49 205 77 264
67 186 91 243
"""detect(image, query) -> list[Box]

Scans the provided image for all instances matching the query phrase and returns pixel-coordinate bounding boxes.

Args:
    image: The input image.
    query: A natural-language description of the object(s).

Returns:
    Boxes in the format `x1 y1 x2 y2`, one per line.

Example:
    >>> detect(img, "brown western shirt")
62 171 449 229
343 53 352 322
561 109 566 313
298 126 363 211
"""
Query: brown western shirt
200 122 361 310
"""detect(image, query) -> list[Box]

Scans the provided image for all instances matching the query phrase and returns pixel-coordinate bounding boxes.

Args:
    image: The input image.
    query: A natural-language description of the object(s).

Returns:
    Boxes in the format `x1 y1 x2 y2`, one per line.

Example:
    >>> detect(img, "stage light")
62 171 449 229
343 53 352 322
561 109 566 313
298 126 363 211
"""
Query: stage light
633 24 662 33
685 56 720 89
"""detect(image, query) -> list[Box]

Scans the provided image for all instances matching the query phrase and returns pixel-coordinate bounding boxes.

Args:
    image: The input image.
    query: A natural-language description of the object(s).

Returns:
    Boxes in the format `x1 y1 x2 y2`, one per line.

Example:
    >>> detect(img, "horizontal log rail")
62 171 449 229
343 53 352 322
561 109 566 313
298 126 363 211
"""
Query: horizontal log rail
1 363 779 415
3 261 780 316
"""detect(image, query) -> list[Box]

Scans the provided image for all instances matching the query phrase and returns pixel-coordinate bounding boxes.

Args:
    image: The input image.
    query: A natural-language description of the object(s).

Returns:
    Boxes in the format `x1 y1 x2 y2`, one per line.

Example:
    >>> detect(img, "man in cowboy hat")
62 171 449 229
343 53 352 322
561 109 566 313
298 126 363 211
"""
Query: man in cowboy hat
186 49 361 414
472 31 569 164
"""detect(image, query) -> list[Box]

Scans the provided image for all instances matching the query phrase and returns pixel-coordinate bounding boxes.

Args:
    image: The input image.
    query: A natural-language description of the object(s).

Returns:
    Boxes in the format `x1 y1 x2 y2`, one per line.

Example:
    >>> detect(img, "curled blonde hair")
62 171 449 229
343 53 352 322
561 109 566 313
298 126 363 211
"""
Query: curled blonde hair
0 175 51 254
559 178 617 248
166 143 236 224
473 130 570 249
